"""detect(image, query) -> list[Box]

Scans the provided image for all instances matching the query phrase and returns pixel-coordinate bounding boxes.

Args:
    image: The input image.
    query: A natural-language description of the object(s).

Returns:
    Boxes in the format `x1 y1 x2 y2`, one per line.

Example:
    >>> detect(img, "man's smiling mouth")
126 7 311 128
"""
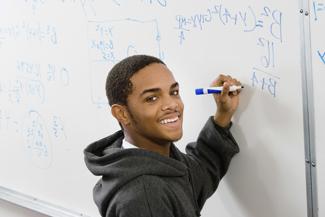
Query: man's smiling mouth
160 116 180 125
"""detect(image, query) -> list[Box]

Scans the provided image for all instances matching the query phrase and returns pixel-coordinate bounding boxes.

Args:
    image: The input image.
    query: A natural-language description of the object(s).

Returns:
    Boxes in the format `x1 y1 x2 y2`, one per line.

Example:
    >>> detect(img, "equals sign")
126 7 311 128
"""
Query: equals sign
318 3 325 10
256 20 264 27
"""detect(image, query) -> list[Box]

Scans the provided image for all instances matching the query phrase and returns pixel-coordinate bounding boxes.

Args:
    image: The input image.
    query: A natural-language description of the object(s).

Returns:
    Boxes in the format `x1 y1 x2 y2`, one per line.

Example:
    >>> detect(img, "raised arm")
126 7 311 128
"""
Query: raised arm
185 74 242 210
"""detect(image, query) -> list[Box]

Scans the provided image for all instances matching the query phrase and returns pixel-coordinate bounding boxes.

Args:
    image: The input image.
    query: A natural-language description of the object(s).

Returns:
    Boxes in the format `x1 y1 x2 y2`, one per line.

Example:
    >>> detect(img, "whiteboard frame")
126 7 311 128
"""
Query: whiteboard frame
0 186 91 217
299 0 319 216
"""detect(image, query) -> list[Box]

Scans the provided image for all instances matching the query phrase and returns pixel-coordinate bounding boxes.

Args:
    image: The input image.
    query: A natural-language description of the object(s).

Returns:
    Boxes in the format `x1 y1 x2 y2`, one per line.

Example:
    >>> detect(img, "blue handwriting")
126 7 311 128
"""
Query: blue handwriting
47 64 70 86
0 79 44 104
112 0 167 7
318 50 325 64
22 0 96 17
257 37 276 69
251 67 279 97
17 60 70 86
22 110 51 161
0 109 66 144
89 18 163 62
0 22 58 45
51 116 67 139
17 60 41 80
0 109 20 133
312 1 325 21
175 4 283 45
1 61 70 105
88 18 163 107
23 0 46 13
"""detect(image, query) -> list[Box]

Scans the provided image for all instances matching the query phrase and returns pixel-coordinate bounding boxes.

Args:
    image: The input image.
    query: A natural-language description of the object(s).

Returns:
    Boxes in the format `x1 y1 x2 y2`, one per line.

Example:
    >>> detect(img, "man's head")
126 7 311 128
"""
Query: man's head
106 55 184 146
106 55 165 106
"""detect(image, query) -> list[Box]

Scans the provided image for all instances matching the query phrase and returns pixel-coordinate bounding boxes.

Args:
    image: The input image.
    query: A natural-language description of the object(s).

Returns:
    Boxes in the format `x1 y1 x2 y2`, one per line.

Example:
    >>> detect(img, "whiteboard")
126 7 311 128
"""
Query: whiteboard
310 1 325 216
0 1 308 217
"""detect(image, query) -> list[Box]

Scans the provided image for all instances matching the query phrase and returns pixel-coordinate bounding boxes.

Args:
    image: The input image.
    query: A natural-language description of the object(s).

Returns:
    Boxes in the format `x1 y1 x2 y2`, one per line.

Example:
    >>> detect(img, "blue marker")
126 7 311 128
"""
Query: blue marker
195 85 243 95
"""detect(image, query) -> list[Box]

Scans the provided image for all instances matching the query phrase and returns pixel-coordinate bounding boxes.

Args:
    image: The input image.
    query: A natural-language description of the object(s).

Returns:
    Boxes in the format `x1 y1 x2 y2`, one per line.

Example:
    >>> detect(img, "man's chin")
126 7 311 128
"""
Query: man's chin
168 131 183 142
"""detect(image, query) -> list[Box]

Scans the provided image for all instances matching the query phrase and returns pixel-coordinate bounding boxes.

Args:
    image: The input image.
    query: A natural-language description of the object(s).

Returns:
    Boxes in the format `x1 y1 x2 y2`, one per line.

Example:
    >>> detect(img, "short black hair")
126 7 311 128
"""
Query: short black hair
106 54 165 106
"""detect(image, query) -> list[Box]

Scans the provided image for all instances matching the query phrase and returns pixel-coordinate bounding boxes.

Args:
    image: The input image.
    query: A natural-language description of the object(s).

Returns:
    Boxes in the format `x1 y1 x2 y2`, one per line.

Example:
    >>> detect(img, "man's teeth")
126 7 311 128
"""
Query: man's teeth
160 117 179 124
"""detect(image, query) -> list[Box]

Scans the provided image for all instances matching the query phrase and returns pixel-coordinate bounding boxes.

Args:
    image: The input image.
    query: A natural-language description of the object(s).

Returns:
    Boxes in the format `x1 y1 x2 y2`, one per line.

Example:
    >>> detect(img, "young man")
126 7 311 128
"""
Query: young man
84 55 241 217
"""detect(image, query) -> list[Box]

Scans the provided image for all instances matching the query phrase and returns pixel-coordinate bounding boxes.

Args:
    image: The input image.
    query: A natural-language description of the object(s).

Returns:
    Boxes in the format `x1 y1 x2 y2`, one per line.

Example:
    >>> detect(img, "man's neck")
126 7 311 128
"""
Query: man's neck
124 133 171 157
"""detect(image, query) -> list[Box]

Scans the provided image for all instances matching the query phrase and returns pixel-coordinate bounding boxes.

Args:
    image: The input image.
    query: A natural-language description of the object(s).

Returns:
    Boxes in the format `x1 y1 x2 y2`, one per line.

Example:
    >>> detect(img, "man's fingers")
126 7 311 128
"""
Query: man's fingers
221 82 230 98
211 74 230 87
232 91 238 96
212 74 242 96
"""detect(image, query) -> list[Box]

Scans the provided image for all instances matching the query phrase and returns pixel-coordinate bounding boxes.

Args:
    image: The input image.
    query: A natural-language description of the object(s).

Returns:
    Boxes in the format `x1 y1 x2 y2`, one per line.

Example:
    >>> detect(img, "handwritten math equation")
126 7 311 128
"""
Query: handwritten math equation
88 18 163 107
175 4 282 43
0 109 67 168
0 60 69 104
175 4 282 97
312 1 325 21
311 1 325 65
0 22 57 45
0 59 69 168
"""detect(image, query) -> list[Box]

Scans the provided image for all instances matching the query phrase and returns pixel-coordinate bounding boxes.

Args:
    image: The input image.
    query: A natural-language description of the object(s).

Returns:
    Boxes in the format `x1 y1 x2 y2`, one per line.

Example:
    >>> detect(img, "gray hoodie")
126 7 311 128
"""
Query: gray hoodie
84 117 239 217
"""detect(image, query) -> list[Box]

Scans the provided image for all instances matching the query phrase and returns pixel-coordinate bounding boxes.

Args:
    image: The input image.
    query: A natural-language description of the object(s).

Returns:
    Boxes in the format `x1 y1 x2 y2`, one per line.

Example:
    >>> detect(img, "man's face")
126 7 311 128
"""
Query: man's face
125 63 184 145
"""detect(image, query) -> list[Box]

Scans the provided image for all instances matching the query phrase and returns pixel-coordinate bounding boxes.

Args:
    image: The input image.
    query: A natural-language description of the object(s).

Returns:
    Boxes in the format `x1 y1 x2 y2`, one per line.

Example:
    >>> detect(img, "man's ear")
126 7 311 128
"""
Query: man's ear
111 104 130 126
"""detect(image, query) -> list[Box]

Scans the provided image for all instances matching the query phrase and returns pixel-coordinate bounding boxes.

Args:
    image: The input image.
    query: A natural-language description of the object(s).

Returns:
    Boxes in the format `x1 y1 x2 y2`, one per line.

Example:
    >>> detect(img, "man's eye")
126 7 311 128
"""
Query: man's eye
146 96 158 102
171 90 179 96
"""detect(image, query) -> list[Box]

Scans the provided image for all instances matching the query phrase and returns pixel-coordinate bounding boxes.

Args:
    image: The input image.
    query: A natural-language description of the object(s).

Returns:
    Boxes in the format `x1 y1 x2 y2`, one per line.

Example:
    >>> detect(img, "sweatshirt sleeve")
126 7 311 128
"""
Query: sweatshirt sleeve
184 116 239 210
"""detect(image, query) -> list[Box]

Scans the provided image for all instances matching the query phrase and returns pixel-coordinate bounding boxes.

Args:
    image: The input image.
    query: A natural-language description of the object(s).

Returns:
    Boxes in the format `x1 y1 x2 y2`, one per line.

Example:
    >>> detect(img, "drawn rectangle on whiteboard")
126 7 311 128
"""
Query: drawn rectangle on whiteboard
87 19 163 107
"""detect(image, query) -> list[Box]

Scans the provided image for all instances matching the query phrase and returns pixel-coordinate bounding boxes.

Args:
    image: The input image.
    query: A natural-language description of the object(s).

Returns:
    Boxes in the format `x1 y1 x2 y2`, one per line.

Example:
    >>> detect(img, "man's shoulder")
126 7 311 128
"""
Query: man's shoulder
117 174 168 198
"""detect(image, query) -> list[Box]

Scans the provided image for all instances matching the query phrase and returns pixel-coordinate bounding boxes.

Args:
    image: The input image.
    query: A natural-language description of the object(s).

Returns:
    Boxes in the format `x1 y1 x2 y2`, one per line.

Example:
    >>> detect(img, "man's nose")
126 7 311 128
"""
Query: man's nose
161 96 178 111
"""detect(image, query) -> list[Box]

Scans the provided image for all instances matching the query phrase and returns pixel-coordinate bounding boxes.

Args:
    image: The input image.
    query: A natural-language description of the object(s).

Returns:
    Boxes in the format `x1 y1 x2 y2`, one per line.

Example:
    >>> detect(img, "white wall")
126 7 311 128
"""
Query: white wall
0 199 48 217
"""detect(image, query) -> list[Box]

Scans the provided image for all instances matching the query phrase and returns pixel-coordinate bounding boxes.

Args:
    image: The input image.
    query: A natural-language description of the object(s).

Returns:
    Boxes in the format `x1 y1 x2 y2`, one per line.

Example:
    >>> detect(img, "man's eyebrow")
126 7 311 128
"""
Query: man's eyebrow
140 82 179 96
140 87 161 96
170 82 179 89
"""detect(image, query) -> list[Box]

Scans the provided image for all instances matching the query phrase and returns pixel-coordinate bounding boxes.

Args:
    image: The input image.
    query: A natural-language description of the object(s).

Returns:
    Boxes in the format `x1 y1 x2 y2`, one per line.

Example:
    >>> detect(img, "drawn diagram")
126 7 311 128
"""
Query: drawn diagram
87 18 164 107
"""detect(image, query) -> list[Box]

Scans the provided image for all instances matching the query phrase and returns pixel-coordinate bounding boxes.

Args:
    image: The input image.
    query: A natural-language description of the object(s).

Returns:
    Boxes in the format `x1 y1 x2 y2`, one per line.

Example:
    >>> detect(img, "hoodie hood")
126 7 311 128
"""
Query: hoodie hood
84 130 187 216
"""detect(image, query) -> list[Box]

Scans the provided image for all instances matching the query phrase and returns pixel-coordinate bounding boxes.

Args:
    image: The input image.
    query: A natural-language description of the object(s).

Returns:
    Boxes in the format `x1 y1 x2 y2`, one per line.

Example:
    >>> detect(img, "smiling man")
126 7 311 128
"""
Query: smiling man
84 55 241 217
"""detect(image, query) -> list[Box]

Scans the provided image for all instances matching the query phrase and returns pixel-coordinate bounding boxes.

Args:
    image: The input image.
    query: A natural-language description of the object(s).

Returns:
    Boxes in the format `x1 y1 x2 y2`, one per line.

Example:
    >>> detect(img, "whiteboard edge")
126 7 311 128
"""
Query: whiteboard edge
0 186 92 217
299 0 319 216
